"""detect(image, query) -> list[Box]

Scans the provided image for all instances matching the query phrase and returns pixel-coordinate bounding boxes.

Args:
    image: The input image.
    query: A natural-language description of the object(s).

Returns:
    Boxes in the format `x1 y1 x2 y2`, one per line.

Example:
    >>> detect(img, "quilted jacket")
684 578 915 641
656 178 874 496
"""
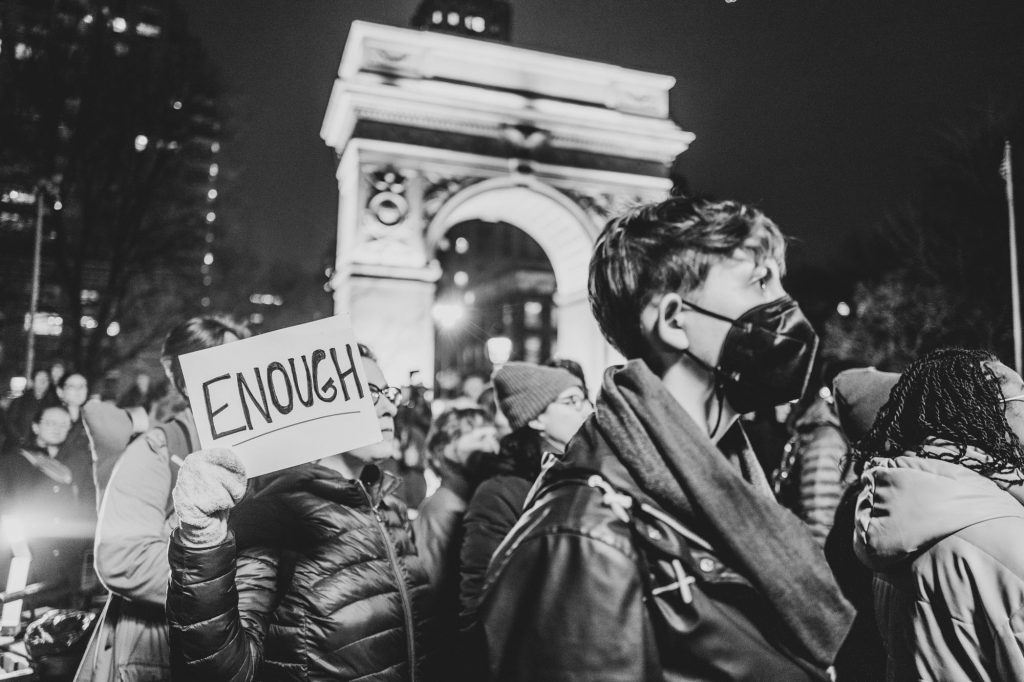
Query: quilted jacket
167 462 434 682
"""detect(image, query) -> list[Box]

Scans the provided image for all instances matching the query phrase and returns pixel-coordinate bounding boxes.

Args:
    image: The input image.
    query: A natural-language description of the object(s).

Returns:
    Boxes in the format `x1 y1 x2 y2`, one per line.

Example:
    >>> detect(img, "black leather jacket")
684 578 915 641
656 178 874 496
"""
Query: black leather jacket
166 463 434 682
476 420 819 682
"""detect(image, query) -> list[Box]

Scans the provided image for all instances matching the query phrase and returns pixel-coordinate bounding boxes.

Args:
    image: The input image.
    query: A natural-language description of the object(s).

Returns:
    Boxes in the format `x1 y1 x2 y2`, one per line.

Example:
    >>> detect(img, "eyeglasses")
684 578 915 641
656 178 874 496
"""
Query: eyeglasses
368 383 402 406
1001 393 1024 405
553 394 591 411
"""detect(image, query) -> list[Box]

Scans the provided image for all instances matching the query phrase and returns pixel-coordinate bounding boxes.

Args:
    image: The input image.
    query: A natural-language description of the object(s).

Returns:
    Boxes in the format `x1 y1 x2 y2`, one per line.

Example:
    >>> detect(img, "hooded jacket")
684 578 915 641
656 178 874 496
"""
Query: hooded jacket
854 451 1024 681
166 462 434 682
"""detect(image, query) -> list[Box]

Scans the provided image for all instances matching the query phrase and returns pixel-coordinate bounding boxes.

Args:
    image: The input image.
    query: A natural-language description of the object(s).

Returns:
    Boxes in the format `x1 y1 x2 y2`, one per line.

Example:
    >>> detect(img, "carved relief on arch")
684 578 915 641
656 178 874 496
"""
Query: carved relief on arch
354 166 423 267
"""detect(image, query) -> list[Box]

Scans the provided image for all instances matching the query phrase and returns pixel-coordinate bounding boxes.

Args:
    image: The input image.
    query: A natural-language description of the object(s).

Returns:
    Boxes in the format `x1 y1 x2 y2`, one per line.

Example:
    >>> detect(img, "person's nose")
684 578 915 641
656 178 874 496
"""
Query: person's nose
378 394 398 418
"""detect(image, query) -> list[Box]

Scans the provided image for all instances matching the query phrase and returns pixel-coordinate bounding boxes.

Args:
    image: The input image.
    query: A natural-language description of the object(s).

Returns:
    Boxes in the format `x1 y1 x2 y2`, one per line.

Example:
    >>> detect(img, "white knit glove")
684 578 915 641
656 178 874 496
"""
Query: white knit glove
172 448 247 547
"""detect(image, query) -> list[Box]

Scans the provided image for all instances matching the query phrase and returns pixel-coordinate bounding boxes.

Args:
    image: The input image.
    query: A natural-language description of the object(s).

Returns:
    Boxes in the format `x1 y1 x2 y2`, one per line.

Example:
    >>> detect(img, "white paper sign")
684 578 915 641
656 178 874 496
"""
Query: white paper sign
179 315 382 478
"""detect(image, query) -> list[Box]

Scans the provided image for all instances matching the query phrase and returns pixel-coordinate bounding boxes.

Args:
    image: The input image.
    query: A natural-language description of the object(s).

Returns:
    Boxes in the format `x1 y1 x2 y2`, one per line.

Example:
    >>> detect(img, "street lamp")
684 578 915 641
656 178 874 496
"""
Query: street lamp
486 336 513 366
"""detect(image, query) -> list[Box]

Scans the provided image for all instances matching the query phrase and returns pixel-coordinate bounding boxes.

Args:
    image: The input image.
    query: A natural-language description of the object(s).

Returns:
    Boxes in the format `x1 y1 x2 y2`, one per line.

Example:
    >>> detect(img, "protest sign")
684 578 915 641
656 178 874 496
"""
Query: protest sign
179 315 382 478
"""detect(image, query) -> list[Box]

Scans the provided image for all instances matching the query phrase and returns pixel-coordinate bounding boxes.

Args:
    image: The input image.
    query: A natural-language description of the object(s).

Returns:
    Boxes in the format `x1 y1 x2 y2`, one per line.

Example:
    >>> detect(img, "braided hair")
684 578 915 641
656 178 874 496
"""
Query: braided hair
854 347 1024 486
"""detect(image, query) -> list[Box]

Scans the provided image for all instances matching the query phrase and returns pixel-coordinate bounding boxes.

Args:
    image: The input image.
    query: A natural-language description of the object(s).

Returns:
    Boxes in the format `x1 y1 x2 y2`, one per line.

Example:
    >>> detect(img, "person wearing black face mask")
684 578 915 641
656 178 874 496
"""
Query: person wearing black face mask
475 196 853 682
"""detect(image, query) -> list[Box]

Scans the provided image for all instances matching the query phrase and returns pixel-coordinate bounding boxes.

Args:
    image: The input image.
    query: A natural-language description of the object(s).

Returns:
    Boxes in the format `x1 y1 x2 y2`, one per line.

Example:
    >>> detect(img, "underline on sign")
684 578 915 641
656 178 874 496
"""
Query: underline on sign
234 410 362 445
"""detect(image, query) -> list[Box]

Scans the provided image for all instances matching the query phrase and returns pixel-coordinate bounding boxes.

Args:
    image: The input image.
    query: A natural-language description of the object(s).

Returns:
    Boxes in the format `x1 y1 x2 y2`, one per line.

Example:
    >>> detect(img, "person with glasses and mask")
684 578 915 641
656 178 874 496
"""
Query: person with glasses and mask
166 343 434 682
475 197 853 681
853 348 1024 680
458 362 592 680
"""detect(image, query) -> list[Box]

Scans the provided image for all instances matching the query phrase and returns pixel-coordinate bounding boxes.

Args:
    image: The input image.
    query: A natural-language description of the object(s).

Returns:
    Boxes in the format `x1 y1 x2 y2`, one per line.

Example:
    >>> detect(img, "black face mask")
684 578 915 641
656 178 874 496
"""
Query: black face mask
683 295 819 417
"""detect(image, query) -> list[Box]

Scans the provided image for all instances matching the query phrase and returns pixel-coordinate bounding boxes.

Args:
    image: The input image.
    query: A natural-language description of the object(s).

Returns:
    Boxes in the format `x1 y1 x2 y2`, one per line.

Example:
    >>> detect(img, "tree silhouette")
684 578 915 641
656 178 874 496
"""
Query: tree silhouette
824 110 1023 370
0 1 225 383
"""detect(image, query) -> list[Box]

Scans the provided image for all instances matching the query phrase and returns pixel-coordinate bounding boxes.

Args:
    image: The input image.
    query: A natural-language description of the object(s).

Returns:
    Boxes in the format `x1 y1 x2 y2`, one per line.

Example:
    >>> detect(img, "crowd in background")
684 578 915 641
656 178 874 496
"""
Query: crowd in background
1 195 1024 682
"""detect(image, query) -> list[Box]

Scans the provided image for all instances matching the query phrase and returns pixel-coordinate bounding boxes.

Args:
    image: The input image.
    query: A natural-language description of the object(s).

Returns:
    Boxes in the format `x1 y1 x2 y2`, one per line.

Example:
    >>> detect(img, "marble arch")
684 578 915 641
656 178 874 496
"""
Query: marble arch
321 21 693 388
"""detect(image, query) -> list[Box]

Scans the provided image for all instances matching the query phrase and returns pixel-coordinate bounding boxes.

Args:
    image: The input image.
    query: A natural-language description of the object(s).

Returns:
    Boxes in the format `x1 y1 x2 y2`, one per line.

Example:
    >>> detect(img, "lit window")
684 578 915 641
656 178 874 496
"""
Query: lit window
136 22 161 38
111 17 127 33
80 289 99 303
463 291 476 304
447 11 460 26
207 188 218 200
201 297 210 308
53 200 62 211
209 163 219 178
134 134 148 152
471 16 486 32
524 336 542 363
14 43 32 60
432 11 443 24
172 100 182 110
205 211 216 223
24 313 62 336
80 315 98 330
82 14 94 25
203 252 214 266
453 271 469 287
107 321 120 336
211 142 221 153
836 301 852 317
454 237 469 254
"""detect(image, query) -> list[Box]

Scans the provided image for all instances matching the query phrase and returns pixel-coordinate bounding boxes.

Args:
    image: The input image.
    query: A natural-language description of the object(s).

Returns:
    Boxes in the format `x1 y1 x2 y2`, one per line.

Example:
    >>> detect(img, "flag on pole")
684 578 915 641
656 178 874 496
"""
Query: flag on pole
1003 140 1022 374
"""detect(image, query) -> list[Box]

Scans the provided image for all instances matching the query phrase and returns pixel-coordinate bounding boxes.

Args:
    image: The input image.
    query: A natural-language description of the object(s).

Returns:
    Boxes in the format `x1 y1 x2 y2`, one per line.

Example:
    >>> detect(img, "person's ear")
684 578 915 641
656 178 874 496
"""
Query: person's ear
527 416 545 433
655 292 690 352
31 422 40 437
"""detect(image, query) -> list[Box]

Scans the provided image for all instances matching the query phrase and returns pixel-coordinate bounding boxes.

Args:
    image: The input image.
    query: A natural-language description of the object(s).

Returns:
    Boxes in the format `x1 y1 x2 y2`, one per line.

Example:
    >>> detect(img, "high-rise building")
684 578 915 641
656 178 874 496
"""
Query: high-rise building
0 0 222 387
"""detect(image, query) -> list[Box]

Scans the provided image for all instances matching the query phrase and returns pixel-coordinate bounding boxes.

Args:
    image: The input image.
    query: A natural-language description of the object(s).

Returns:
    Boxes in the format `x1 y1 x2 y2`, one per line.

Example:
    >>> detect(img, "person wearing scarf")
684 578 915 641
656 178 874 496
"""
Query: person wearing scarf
476 196 853 681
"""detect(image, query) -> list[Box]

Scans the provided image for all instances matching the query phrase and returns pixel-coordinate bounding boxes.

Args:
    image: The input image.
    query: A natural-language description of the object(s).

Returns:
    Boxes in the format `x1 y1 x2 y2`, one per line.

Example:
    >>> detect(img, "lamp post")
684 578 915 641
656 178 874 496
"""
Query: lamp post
24 180 59 380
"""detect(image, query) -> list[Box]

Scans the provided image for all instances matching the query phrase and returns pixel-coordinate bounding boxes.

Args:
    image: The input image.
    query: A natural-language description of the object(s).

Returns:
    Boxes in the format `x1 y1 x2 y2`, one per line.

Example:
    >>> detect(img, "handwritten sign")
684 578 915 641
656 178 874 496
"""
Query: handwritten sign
179 315 382 478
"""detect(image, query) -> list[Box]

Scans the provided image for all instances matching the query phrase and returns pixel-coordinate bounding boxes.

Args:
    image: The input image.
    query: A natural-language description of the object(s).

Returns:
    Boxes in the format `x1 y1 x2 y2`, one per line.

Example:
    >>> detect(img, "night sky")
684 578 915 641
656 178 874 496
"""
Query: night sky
177 0 1024 285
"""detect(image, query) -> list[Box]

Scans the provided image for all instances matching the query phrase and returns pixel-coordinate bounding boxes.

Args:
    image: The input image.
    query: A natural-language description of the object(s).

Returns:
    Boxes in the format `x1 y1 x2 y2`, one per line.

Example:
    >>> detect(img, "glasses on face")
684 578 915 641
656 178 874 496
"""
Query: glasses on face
368 383 402 406
552 393 591 411
1001 393 1024 406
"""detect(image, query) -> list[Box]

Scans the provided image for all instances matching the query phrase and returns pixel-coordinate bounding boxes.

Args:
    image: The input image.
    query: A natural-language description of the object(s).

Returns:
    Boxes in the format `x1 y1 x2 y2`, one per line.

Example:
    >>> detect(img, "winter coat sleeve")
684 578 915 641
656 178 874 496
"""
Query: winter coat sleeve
93 431 175 605
167 529 280 682
480 530 655 682
910 524 1024 681
796 424 849 546
460 476 530 621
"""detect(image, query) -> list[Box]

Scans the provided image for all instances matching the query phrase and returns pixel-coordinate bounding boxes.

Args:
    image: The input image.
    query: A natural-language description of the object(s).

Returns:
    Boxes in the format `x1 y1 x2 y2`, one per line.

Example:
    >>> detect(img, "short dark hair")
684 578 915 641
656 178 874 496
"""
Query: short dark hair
162 316 250 396
855 347 1024 486
425 407 491 471
588 196 786 362
33 404 70 424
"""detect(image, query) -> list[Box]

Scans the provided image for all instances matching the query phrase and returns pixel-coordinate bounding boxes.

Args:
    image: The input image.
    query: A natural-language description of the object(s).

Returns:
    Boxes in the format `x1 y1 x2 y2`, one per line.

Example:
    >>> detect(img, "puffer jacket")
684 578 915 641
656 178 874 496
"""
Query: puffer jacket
854 451 1024 681
774 396 851 545
167 462 434 682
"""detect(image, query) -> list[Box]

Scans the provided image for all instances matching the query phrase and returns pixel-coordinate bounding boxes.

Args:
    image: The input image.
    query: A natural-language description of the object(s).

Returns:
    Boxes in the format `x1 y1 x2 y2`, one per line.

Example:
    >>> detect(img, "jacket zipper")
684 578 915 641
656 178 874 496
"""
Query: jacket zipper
359 481 418 681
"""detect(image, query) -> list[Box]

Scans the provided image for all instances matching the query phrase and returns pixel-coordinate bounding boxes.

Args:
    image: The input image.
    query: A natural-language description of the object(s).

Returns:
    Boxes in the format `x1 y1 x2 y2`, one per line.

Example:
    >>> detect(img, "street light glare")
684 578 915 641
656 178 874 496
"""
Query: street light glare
433 302 465 329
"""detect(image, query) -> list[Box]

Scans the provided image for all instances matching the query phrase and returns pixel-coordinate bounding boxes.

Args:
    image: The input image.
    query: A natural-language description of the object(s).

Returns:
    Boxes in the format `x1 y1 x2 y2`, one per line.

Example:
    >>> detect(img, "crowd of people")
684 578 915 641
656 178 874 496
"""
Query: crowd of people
2 194 1024 681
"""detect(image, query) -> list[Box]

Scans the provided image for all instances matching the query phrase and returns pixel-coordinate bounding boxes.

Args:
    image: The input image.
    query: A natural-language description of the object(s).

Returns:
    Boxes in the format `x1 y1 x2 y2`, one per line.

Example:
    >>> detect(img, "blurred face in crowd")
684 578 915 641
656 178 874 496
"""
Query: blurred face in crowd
349 359 399 463
529 384 592 454
58 373 89 409
991 360 1024 443
446 419 499 467
32 370 50 399
33 407 72 448
49 362 65 386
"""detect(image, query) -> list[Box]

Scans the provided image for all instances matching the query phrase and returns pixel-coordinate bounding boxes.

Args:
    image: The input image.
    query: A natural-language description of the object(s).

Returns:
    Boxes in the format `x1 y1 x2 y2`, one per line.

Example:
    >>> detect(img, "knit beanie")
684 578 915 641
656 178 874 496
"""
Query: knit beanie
493 362 582 431
832 367 900 442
